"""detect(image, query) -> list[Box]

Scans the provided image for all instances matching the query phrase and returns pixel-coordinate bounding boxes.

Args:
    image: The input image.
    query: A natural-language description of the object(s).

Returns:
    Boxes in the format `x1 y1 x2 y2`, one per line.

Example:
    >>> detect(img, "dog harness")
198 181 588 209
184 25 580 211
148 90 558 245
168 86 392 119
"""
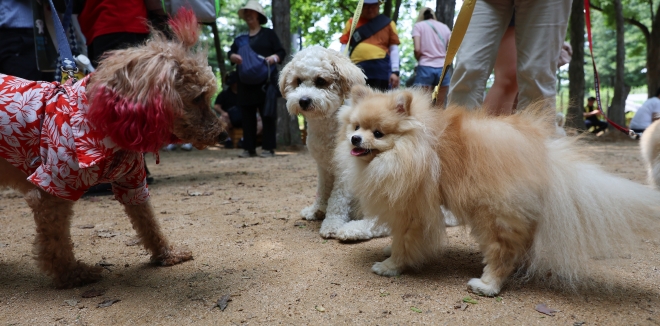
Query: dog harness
0 74 149 204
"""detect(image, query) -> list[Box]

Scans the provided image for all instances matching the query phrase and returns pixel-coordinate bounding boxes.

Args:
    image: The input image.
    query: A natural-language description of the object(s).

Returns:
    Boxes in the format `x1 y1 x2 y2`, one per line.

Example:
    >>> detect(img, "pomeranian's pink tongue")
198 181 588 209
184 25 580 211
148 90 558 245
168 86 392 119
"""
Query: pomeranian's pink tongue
351 148 367 156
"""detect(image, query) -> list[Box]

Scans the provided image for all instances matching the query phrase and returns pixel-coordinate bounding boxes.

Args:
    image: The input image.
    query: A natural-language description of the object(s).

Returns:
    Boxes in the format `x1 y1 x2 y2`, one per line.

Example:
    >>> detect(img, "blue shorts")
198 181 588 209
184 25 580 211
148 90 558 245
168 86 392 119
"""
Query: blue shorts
413 65 452 87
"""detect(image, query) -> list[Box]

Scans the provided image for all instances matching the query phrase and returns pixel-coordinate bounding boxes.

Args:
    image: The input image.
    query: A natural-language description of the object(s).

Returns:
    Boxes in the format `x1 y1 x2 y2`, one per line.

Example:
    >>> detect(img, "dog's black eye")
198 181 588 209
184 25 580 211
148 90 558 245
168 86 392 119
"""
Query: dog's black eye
315 77 327 87
296 77 302 86
355 125 360 131
373 130 384 138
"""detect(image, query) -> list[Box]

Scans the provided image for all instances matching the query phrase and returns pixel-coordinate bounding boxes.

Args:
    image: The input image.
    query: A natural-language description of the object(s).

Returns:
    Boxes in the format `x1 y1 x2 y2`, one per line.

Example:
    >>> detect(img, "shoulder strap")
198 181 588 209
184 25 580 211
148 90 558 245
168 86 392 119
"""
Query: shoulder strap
423 20 447 50
349 14 391 55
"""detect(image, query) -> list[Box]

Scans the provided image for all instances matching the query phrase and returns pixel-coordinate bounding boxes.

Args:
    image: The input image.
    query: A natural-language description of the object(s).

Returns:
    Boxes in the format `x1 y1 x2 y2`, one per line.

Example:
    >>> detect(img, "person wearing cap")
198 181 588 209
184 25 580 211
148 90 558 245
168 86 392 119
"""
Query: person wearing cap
228 0 285 158
339 0 401 91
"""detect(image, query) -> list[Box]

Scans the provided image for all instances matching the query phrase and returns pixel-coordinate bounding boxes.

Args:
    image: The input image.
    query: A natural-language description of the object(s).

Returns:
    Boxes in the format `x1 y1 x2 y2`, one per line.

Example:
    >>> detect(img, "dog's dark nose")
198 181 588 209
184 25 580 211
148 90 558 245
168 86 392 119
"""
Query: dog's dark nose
217 131 229 143
299 97 312 110
351 135 362 146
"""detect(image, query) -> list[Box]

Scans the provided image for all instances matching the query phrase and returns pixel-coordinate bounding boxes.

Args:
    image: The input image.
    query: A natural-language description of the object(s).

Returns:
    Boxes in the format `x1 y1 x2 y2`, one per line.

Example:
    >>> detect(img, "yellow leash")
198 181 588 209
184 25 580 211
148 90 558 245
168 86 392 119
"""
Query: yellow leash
432 0 477 103
343 0 365 57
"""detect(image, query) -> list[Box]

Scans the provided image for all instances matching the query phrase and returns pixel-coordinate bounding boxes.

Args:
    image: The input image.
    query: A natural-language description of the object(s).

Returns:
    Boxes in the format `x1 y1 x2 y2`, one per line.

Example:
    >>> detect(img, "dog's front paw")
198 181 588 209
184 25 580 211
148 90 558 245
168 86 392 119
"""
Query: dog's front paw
153 246 193 266
335 219 390 241
53 262 104 289
319 220 343 239
467 278 500 297
301 205 325 221
372 258 402 276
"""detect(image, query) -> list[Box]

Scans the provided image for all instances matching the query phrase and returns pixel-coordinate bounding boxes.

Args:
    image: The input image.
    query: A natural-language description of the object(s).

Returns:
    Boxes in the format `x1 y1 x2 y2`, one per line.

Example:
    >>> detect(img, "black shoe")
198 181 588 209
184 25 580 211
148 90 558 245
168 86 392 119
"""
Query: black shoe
224 139 234 149
236 139 243 149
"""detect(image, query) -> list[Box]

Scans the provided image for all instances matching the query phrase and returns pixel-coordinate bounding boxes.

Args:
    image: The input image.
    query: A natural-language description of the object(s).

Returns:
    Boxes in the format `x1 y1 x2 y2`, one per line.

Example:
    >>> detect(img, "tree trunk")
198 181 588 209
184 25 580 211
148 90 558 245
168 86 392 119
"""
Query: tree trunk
391 0 402 23
436 0 456 29
271 0 301 147
648 4 660 98
567 0 585 130
211 23 226 85
608 0 627 127
383 0 392 18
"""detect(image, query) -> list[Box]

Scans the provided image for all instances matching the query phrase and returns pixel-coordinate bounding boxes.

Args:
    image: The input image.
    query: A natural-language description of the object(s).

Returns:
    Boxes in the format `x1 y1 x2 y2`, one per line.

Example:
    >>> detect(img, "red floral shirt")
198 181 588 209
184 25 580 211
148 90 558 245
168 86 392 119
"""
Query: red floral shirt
0 74 149 204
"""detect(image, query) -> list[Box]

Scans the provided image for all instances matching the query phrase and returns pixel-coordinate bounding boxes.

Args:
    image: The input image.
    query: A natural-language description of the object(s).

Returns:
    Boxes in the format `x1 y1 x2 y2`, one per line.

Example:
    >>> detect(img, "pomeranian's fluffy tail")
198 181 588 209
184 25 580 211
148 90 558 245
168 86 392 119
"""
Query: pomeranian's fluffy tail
528 137 660 287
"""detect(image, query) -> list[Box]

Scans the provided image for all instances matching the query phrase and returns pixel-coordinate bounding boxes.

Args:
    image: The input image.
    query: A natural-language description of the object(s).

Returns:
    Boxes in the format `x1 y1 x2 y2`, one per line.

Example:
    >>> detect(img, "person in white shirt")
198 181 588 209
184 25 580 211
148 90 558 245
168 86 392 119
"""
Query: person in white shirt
629 88 660 133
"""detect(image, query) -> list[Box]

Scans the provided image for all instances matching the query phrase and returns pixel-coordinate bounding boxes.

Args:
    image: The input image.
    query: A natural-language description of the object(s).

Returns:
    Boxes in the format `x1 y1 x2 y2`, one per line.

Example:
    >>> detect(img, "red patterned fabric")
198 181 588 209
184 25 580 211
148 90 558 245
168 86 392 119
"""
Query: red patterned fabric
0 74 149 204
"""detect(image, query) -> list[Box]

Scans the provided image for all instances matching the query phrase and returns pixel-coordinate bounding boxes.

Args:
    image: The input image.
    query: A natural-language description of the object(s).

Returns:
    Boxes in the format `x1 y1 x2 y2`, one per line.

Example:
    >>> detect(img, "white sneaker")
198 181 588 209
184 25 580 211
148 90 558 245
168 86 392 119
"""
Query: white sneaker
163 144 177 151
181 143 193 151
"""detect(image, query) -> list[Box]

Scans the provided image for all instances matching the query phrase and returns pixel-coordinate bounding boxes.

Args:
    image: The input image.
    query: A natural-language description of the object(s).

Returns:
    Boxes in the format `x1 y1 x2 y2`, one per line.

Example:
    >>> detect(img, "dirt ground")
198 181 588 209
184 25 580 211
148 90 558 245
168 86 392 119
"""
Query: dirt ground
1 138 659 325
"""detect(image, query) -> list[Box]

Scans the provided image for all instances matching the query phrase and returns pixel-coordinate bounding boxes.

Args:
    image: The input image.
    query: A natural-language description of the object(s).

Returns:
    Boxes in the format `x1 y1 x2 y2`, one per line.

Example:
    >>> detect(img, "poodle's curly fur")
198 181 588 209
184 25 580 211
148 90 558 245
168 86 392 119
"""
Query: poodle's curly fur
0 9 224 288
278 46 388 240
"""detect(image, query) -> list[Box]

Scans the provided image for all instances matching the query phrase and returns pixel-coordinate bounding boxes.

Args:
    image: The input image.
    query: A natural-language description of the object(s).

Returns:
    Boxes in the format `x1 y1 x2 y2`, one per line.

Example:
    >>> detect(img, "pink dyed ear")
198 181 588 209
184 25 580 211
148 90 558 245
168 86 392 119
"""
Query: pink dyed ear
168 8 200 48
87 86 174 153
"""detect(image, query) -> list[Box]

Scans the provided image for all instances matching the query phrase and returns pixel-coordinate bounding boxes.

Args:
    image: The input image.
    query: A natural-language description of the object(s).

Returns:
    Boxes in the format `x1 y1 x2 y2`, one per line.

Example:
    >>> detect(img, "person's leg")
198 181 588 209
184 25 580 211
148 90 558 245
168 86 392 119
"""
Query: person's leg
448 0 513 110
0 29 49 80
259 112 277 153
241 104 258 155
483 27 518 115
366 79 390 92
514 0 571 111
89 32 149 67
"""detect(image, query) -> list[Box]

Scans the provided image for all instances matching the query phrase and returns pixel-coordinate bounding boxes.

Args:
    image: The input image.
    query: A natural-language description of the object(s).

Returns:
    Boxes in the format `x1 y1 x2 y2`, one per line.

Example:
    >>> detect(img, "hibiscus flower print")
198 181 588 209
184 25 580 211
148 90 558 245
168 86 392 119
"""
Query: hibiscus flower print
5 88 43 127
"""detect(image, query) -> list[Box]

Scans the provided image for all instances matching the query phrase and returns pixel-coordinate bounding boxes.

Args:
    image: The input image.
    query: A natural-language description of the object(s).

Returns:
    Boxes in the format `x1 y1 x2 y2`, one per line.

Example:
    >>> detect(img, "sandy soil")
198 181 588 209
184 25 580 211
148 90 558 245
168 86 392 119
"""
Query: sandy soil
0 139 659 325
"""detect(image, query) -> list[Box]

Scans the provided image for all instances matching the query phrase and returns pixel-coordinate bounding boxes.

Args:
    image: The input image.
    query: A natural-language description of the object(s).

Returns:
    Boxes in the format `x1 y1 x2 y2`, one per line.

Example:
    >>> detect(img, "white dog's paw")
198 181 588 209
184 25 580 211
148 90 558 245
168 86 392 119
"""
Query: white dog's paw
467 278 500 297
335 219 387 241
318 218 346 238
372 258 401 276
382 244 392 256
301 205 325 221
441 206 459 227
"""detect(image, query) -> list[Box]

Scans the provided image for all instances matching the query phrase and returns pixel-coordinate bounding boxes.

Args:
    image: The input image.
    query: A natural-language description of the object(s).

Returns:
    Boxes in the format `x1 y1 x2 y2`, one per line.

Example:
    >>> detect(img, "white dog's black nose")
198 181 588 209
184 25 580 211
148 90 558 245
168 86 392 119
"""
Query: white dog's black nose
299 97 312 110
351 135 362 146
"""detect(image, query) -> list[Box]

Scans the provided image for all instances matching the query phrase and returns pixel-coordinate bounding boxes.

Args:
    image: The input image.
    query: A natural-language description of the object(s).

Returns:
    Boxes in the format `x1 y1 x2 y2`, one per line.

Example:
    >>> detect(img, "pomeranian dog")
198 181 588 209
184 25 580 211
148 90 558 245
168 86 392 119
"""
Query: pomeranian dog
278 46 388 240
335 85 660 296
640 119 660 189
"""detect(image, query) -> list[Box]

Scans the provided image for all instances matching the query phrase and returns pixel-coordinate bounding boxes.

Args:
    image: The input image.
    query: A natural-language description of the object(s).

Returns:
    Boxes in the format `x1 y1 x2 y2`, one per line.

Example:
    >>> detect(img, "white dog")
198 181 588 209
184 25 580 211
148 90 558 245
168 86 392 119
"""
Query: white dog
278 46 389 240
640 119 660 188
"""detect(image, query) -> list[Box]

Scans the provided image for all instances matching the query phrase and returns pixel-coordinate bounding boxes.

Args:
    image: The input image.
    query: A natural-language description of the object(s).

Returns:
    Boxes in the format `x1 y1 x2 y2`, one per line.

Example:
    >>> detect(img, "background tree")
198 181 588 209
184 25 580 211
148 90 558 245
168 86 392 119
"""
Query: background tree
436 0 456 29
609 0 628 127
272 0 302 146
568 0 586 130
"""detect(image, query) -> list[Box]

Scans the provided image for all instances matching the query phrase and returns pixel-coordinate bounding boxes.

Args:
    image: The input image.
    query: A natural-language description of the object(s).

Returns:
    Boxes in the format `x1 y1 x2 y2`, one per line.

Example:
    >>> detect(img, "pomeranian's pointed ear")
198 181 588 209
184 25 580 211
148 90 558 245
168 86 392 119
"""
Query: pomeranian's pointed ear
394 91 413 115
351 85 372 104
168 8 199 49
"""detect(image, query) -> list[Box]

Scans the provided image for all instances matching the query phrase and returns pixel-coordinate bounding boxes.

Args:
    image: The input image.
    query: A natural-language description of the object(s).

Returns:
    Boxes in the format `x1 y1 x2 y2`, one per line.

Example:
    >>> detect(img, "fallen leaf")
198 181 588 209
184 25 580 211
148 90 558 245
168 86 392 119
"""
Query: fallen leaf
81 289 106 298
77 224 95 229
315 305 326 312
496 297 503 302
294 221 306 228
212 295 231 311
535 303 558 316
64 299 79 306
97 298 120 308
462 296 478 304
410 306 422 313
573 322 586 326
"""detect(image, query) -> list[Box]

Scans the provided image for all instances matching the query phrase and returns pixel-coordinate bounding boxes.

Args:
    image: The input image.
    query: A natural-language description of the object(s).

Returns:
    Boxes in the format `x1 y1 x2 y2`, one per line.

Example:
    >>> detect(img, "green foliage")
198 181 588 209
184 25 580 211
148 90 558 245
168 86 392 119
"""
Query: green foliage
290 0 354 47
583 7 649 93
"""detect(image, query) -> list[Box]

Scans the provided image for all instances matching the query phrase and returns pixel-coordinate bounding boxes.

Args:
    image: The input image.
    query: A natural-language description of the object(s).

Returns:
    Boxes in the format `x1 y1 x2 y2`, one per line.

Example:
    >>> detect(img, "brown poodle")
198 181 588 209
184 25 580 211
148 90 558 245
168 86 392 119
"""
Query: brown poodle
0 9 226 288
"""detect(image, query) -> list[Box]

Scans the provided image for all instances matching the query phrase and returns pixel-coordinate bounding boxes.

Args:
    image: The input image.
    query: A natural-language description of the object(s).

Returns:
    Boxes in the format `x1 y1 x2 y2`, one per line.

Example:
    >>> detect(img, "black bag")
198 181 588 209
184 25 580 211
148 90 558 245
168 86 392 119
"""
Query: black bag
262 76 280 118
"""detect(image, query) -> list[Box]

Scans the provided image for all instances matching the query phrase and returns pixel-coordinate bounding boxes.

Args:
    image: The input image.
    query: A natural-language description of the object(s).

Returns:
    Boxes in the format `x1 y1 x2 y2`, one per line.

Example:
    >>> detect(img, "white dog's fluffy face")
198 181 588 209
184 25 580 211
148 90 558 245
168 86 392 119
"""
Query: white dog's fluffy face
279 46 366 120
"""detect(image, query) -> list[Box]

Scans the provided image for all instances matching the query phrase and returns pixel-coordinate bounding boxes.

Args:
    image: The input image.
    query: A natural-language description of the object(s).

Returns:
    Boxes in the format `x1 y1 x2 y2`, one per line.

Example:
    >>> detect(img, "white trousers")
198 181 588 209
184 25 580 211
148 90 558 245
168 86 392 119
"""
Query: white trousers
448 0 572 110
